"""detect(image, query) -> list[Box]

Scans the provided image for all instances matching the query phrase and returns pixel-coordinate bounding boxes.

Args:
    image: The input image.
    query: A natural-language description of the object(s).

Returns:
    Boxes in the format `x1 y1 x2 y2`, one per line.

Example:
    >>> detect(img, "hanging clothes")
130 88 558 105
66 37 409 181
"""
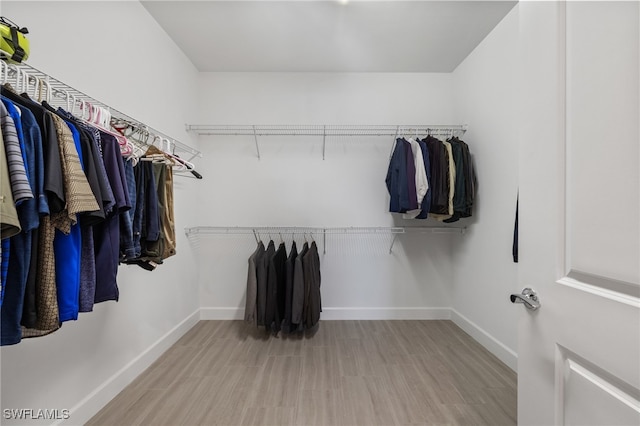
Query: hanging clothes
246 237 322 335
257 240 275 327
430 139 454 221
386 133 476 222
415 139 432 219
0 77 184 346
282 240 298 333
302 241 321 330
291 241 308 329
265 241 286 333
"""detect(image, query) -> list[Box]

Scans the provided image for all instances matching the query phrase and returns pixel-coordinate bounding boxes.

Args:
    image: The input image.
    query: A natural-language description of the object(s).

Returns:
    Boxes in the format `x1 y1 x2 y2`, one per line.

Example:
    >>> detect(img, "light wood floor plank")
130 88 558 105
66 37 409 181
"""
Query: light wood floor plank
88 320 517 426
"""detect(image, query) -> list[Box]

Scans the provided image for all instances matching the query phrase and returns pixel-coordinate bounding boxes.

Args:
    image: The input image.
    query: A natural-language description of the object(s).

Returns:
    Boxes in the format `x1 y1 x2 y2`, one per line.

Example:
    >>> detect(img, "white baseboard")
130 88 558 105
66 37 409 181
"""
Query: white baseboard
450 309 517 371
199 307 451 321
200 307 245 320
321 307 451 320
56 310 201 426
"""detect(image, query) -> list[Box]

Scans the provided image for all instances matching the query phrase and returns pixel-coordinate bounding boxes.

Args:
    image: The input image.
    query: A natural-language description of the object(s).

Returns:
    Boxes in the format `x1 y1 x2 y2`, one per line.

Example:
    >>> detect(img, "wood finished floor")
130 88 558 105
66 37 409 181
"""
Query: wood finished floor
87 320 517 426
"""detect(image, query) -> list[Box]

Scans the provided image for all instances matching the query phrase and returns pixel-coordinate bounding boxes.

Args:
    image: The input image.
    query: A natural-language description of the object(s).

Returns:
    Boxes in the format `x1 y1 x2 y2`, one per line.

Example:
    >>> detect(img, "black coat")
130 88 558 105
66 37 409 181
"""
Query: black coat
256 241 275 326
303 241 321 329
265 242 287 333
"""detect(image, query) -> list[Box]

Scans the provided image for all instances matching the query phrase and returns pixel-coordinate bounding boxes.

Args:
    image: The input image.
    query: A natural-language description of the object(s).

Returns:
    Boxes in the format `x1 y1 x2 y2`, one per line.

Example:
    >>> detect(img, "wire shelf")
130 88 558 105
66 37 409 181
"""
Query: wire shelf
1 55 202 161
186 124 466 137
184 226 466 254
185 124 466 160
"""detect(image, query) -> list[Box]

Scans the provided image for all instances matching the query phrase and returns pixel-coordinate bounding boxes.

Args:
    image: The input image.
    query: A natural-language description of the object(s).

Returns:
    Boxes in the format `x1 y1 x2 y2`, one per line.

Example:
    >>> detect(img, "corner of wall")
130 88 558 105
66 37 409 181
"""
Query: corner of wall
449 3 520 367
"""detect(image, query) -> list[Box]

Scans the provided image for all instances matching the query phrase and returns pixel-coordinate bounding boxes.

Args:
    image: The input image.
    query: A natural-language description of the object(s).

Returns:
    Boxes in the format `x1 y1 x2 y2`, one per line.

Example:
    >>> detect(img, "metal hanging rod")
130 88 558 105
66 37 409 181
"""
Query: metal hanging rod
184 226 466 254
0 56 202 161
186 124 467 137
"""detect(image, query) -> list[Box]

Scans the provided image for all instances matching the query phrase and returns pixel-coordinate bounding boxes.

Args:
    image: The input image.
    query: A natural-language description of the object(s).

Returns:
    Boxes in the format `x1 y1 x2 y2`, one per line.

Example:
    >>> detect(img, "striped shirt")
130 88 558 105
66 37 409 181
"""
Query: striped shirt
0 102 33 204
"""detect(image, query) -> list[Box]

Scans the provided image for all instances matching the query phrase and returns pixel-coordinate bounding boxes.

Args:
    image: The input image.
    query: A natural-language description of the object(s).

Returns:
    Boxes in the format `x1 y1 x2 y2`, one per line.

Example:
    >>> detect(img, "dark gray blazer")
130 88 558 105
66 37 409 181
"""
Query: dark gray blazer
303 241 321 329
282 241 298 333
257 241 275 327
265 242 287 333
291 242 308 327
244 241 265 325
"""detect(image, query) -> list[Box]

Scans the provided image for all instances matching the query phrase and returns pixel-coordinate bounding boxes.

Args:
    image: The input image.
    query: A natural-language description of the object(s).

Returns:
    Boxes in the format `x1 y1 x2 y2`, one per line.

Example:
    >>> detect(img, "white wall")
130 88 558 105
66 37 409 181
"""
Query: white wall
451 5 519 370
195 72 456 319
0 3 526 423
0 2 201 425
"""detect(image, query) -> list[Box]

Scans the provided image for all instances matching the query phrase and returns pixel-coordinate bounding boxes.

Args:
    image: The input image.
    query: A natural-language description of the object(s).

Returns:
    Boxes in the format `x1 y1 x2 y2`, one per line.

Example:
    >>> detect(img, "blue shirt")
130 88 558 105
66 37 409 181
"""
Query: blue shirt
53 121 83 322
94 132 131 303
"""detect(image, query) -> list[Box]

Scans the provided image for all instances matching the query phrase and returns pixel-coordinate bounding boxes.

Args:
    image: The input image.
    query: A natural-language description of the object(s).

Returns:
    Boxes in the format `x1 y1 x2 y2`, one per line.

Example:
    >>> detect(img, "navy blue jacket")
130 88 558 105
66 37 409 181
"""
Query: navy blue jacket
385 138 410 213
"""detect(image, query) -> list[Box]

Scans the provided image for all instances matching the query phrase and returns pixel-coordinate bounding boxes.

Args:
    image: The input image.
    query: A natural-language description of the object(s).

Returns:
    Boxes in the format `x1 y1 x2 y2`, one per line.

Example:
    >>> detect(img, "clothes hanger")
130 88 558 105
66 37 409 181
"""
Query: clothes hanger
40 78 53 104
100 107 110 129
161 138 181 168
7 64 22 92
29 74 38 100
70 94 78 115
20 68 29 94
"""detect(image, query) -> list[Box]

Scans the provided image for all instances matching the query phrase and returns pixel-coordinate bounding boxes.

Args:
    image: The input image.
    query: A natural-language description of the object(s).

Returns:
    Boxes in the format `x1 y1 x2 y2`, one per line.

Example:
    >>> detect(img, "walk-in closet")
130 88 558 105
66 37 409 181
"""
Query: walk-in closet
0 1 638 425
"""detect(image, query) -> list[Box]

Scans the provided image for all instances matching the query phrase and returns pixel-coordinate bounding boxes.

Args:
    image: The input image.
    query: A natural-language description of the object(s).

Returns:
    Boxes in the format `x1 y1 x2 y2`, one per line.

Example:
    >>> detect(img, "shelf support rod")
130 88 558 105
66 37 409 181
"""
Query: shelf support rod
389 125 400 160
323 228 327 255
322 125 327 160
389 233 399 254
253 125 261 160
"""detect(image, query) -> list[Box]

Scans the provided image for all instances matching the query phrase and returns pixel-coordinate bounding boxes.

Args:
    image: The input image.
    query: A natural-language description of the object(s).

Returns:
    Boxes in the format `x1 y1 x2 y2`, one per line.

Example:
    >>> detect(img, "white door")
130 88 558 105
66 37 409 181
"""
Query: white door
518 2 640 425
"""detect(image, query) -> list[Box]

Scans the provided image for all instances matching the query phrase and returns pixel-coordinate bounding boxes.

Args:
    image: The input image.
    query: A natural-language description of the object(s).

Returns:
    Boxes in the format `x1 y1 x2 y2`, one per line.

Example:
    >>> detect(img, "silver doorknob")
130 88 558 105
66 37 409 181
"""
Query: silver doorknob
510 287 540 311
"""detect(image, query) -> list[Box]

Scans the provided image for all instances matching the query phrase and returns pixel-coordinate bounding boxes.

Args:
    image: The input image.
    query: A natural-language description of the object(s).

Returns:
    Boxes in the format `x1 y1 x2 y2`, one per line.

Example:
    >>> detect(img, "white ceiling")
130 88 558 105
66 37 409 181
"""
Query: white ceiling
142 0 517 73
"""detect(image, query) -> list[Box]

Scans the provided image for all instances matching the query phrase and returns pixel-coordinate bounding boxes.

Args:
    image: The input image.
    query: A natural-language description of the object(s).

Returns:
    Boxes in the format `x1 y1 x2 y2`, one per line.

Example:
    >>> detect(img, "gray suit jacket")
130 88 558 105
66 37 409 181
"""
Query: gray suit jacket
244 241 265 325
